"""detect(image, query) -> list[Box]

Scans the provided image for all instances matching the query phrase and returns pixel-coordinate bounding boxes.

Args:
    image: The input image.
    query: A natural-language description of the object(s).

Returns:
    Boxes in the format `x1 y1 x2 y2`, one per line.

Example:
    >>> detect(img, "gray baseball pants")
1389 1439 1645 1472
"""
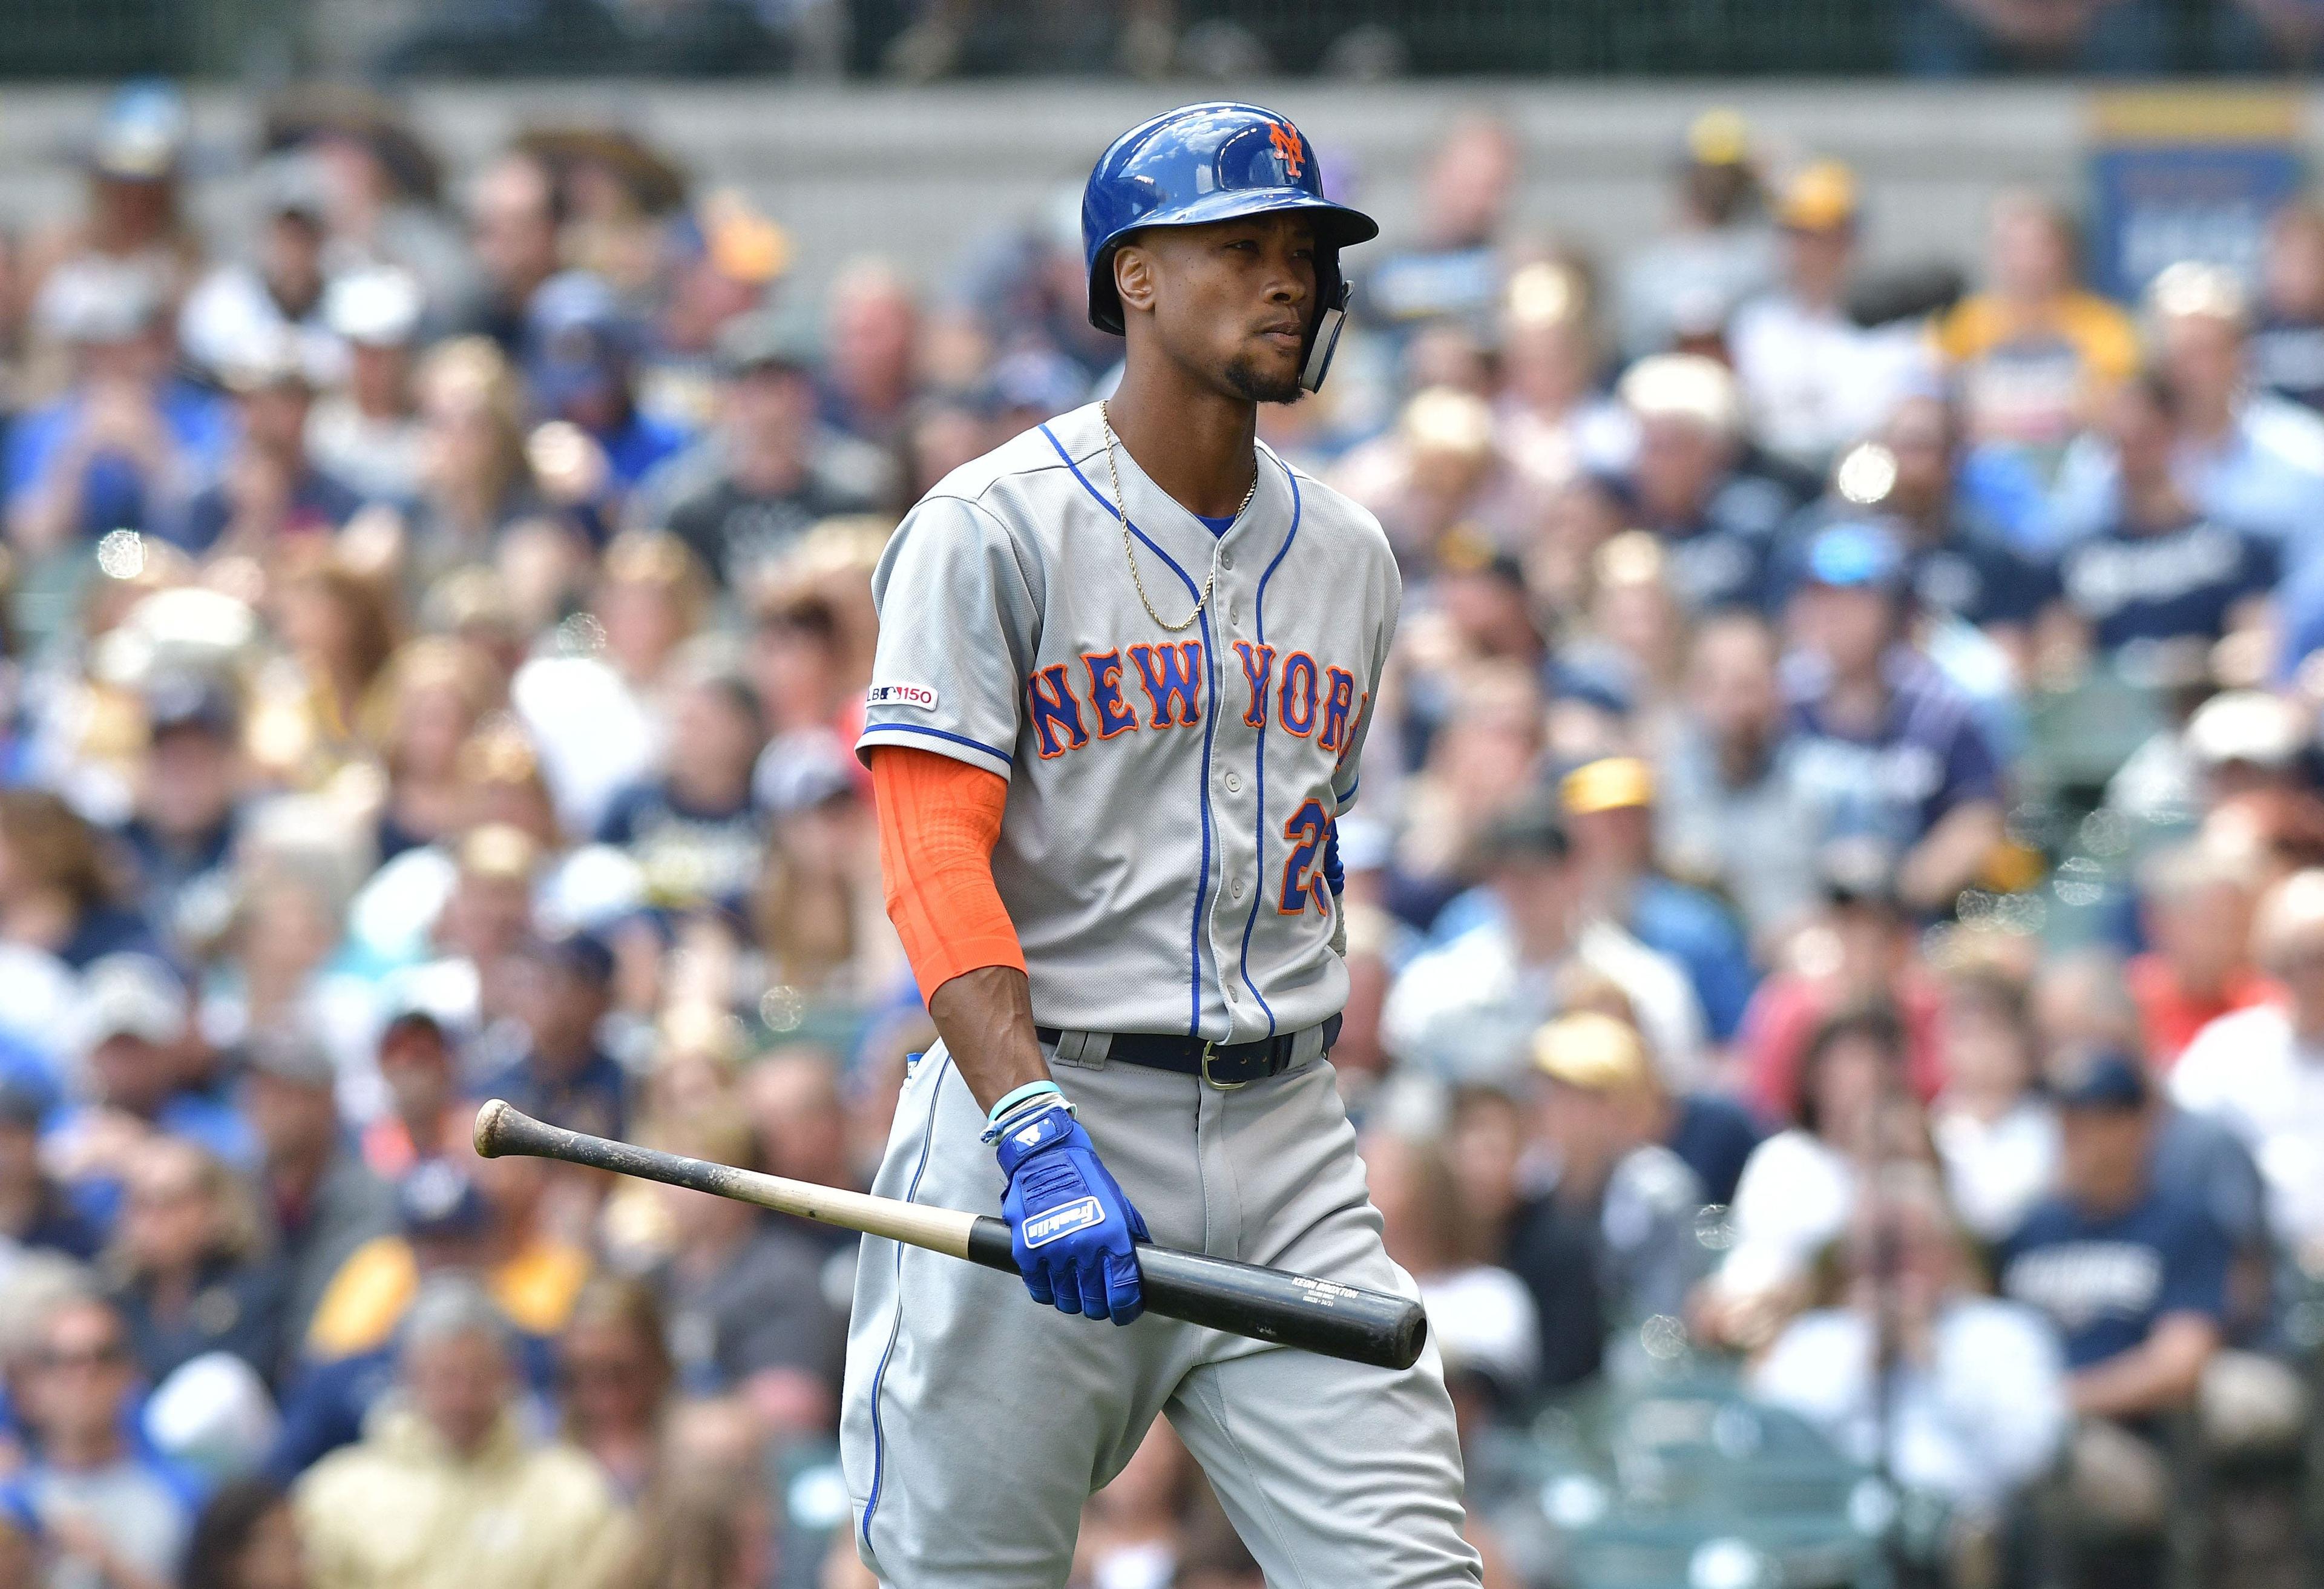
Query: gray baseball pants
839 1036 1482 1588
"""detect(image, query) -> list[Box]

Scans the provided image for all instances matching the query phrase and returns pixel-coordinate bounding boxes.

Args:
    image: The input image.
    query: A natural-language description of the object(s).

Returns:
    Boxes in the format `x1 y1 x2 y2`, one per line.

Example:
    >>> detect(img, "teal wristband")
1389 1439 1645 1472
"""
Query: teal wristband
987 1079 1063 1126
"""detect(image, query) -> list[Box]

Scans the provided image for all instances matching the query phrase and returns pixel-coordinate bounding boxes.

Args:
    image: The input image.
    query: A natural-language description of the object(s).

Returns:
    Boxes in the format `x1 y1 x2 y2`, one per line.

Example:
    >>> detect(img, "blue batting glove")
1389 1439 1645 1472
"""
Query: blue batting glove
993 1098 1149 1325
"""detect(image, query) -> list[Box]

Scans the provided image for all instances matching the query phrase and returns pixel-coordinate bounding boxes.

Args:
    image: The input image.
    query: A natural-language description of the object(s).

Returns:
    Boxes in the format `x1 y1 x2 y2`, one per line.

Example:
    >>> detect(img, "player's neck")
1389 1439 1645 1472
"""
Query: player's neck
1105 364 1258 521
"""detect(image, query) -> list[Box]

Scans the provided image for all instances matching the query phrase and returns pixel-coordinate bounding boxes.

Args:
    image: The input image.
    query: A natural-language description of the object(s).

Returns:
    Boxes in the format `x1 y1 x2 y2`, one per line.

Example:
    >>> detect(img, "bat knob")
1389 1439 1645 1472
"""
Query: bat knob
473 1098 512 1159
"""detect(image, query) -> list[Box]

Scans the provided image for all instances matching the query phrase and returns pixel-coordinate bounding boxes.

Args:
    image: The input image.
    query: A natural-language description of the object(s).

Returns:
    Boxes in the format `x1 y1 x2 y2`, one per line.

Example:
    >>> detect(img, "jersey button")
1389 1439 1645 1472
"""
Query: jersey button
1229 603 1242 623
1224 772 1242 794
1221 551 1235 569
1230 878 1246 900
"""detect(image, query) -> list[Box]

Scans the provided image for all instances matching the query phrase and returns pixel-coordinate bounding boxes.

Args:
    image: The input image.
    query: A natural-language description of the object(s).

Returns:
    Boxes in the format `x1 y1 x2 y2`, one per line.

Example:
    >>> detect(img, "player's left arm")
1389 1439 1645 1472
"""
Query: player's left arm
1321 551 1400 950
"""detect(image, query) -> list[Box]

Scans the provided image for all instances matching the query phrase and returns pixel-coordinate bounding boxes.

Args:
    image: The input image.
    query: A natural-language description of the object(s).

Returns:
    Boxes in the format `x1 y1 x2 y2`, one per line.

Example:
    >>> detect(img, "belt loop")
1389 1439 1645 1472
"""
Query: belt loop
1051 1030 1109 1070
1290 1024 1325 1070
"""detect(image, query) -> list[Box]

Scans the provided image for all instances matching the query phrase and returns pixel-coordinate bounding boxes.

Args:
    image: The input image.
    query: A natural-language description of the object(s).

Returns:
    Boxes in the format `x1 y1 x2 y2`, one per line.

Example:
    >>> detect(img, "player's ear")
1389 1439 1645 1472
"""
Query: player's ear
1114 243 1157 320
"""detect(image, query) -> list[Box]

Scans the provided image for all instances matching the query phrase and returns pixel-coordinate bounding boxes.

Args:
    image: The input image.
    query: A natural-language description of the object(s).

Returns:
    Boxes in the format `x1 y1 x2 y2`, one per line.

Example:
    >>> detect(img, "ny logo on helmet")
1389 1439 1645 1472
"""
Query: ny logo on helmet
1269 122 1304 179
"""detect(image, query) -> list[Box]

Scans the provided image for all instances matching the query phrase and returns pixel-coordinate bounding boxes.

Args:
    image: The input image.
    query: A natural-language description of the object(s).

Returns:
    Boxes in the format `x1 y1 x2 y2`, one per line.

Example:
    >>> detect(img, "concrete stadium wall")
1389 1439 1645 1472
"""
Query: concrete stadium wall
0 79 2299 298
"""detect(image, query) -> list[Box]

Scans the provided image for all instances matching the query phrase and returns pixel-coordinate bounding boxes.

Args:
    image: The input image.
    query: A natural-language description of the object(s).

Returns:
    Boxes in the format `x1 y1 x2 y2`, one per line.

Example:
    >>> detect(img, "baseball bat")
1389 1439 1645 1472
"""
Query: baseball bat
474 1099 1425 1370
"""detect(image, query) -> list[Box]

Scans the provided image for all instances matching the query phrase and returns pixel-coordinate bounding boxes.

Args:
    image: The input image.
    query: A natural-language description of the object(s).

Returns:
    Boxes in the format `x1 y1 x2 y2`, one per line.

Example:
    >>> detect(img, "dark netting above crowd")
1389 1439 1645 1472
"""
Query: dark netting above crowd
2 68 2324 1589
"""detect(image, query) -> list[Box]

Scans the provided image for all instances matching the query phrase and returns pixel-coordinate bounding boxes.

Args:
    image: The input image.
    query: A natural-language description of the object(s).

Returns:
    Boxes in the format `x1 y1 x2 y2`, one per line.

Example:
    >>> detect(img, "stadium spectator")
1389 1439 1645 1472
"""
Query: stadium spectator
641 1113 842 1439
1 789 165 969
3 1290 196 1589
1508 1013 1710 1355
1727 159 1931 473
401 336 551 591
1615 109 1773 361
1652 608 1822 947
1383 791 1707 1087
2173 867 2324 1262
359 1007 468 1179
307 268 428 504
1609 352 1794 613
2126 840 2272 1068
1935 189 2139 470
0 1078 101 1263
459 151 565 353
242 1030 395 1360
295 1277 632 1589
1749 1164 2067 1538
113 670 249 954
1361 115 1518 338
1333 386 1563 567
177 156 336 389
171 333 364 557
1781 522 2004 912
1930 962 2058 1242
596 665 770 916
483 932 625 1141
522 271 689 496
556 1275 675 1501
632 308 892 591
106 1135 287 1387
2251 199 2324 413
1558 753 1758 1042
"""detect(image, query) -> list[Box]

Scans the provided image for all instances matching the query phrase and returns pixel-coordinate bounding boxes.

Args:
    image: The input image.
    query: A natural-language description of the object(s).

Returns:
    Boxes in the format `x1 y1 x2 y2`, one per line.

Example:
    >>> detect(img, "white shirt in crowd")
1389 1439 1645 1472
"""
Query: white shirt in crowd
1380 915 1708 1089
1749 1298 2068 1517
1725 291 1934 472
2171 1004 2324 1254
1713 1128 1852 1305
1932 1097 2060 1243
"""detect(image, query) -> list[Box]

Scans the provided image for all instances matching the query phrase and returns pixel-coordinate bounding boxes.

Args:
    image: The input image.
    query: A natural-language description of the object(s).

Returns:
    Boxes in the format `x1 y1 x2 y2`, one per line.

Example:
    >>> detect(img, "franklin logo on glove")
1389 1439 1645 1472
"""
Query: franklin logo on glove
1023 1196 1105 1248
989 1094 1149 1323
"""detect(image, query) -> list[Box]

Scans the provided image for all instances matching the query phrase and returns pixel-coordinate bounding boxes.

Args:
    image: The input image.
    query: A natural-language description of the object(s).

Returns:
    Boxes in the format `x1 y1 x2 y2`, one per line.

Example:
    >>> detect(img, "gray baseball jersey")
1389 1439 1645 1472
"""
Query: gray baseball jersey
854 400 1396 1043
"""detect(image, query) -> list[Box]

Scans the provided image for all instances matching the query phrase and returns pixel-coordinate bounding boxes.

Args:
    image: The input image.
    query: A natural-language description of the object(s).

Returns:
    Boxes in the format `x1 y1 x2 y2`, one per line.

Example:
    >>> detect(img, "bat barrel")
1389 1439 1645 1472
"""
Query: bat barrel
963 1217 1426 1371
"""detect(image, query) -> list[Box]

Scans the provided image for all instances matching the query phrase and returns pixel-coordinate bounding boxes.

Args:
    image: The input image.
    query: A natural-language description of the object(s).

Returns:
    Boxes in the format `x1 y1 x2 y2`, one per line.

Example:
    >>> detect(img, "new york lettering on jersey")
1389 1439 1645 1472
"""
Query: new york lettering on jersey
856 401 1400 1043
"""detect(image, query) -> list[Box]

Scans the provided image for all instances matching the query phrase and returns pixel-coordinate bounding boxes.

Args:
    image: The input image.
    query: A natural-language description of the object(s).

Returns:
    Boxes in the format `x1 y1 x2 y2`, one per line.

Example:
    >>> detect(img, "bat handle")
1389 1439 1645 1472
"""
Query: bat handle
963 1217 1426 1371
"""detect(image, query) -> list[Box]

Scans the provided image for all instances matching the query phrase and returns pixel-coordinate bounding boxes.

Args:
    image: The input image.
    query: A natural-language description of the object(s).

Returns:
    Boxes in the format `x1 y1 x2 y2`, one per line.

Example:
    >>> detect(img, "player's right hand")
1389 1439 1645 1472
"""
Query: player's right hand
993 1097 1149 1325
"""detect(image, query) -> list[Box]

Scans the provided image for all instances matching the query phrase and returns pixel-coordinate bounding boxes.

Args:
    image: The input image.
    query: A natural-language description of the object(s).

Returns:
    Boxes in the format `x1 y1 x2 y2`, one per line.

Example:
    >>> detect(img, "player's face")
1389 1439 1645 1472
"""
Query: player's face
1124 214 1318 403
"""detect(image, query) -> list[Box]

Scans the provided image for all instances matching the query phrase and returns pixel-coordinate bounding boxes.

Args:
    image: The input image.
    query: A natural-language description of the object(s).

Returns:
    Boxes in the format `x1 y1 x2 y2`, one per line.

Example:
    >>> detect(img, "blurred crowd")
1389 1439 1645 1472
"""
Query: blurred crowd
8 77 2324 1589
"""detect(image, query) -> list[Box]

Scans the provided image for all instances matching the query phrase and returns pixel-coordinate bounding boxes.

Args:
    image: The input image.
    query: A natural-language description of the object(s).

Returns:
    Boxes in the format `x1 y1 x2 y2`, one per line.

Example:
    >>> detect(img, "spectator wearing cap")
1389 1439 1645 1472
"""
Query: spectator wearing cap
6 252 229 554
1507 1013 1713 1379
0 1077 102 1265
243 1031 394 1362
1748 1164 2067 1538
482 932 626 1144
2125 841 2274 1070
105 1134 289 1388
306 268 428 504
1382 791 1707 1088
1606 353 1800 613
2174 868 2324 1263
111 671 249 952
46 952 257 1229
629 308 892 590
361 1007 470 1182
1 1289 198 1589
1653 609 1822 949
1999 1048 2245 1565
1807 393 2055 670
2041 369 2279 673
166 332 365 556
1781 522 2004 913
1615 108 1775 362
27 81 202 305
177 154 338 389
524 271 691 498
2107 685 2311 832
1558 753 1757 1042
1934 190 2139 470
295 1278 632 1589
1727 159 1933 476
596 665 771 917
642 188 790 432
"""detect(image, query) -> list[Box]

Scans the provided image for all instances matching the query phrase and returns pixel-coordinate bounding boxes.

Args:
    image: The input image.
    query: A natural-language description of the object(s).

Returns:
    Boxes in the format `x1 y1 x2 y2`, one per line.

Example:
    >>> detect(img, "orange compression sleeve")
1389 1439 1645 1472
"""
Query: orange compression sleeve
870 745 1026 998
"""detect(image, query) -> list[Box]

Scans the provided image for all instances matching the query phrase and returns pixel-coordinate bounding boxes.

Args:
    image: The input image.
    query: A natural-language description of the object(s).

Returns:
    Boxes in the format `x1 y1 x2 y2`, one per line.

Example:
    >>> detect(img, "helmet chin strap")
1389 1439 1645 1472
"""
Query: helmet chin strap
1299 281 1350 393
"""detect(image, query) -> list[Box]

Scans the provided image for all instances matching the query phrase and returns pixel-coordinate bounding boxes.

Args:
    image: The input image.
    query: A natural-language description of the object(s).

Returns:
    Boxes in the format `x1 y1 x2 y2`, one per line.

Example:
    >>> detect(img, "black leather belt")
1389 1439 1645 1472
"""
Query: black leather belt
1037 1015 1342 1087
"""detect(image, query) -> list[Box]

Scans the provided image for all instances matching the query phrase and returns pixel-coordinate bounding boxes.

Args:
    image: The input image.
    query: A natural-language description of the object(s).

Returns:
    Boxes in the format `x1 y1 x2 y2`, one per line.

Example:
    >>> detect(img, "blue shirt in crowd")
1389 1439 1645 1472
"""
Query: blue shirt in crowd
1783 649 2002 856
2 381 233 541
1999 1181 2231 1372
2050 513 2276 656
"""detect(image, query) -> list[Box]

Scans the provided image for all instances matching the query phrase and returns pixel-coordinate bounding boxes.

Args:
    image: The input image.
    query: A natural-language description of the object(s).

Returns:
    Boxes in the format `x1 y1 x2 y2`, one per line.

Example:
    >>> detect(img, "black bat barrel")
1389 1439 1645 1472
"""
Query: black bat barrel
963 1216 1427 1371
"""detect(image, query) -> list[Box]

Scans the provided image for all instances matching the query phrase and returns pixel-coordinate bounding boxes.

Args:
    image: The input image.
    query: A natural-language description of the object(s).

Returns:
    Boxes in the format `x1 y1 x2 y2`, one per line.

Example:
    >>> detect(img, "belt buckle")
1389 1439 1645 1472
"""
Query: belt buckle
1200 1038 1250 1091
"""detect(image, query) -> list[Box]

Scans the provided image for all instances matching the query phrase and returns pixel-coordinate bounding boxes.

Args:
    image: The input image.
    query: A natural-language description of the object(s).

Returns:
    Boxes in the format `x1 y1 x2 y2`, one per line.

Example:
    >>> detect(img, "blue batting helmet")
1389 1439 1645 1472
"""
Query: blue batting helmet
1082 102 1378 392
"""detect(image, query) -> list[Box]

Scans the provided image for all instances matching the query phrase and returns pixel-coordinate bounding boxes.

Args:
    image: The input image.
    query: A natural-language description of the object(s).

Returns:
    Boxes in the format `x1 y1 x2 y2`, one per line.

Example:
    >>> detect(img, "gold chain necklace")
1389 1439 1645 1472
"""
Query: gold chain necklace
1100 400 1254 634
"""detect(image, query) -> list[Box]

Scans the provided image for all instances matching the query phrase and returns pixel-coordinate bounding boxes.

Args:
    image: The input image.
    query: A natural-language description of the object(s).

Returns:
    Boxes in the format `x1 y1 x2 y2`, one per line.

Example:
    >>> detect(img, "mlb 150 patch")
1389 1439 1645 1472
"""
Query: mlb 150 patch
867 682 940 710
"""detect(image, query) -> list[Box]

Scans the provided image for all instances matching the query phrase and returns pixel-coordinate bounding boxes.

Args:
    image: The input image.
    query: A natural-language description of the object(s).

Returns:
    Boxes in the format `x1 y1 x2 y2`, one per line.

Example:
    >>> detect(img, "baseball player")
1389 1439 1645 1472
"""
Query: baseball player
841 102 1481 1586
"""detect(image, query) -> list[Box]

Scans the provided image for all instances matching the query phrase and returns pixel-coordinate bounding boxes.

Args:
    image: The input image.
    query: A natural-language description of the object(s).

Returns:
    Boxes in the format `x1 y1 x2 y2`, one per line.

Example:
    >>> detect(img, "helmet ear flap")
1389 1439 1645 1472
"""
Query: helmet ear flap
1300 275 1350 394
